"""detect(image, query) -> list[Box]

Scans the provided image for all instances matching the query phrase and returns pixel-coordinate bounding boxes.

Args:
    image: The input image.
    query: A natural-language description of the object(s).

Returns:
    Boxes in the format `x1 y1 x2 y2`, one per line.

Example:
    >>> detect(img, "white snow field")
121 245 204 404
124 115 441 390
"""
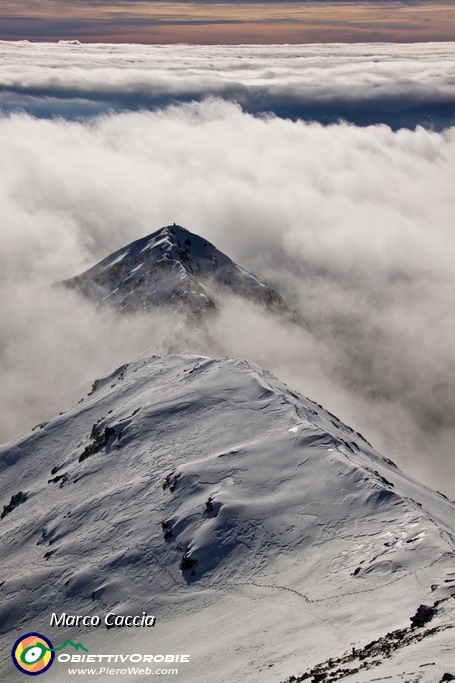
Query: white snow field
1 353 454 681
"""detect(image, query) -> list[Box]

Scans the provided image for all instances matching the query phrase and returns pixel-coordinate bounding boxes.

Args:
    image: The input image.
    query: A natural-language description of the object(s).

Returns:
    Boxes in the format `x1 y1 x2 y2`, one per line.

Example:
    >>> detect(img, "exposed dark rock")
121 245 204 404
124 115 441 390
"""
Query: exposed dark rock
104 426 116 440
79 423 117 463
88 379 101 395
1 491 28 520
180 553 198 571
48 473 68 487
163 471 181 493
161 520 173 539
282 596 450 683
410 604 437 629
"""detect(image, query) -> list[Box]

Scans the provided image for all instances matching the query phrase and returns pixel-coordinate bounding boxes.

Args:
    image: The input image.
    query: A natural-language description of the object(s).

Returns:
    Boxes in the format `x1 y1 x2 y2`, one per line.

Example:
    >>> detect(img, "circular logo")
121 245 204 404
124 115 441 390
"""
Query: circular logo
11 633 55 676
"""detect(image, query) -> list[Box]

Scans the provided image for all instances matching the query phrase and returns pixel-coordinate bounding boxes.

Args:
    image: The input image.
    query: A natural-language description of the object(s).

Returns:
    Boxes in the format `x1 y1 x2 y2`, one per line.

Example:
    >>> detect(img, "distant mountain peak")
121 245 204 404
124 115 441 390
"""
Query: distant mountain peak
61 225 307 326
118 224 200 262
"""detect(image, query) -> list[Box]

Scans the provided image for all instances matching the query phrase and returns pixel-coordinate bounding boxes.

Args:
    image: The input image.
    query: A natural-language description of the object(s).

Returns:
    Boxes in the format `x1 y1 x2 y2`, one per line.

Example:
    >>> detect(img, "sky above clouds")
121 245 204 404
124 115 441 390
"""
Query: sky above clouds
1 1 455 43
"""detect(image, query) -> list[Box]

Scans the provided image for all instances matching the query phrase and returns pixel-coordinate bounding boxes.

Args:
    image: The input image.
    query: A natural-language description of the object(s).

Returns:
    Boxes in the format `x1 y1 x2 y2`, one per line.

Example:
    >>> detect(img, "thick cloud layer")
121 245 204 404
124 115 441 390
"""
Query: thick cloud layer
1 43 455 499
1 41 455 128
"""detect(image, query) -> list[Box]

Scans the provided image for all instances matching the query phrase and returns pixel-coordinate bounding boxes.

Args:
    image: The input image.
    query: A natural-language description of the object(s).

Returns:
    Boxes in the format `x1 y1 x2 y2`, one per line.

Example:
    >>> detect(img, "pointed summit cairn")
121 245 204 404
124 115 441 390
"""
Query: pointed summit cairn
62 225 307 325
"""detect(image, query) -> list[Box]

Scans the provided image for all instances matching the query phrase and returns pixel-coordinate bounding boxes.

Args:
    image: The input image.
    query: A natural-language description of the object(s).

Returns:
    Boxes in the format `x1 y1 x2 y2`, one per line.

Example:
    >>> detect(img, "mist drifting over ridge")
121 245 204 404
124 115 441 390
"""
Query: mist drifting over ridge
1 41 455 498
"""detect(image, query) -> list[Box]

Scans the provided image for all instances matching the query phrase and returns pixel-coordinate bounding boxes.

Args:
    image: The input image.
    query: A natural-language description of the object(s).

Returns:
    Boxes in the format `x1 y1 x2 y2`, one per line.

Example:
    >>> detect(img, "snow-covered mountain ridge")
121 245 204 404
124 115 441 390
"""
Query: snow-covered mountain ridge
62 225 305 326
1 354 454 681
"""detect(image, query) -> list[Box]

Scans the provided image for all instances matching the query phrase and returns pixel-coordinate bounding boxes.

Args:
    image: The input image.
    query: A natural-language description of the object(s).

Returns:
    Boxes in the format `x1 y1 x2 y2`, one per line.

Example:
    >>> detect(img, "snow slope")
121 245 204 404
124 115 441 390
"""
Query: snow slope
1 354 454 682
61 225 305 326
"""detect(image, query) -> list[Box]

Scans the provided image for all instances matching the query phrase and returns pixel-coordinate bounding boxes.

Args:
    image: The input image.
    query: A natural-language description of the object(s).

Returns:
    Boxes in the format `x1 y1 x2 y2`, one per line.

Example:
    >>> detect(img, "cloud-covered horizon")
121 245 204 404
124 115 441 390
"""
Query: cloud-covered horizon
1 43 455 503
1 41 455 129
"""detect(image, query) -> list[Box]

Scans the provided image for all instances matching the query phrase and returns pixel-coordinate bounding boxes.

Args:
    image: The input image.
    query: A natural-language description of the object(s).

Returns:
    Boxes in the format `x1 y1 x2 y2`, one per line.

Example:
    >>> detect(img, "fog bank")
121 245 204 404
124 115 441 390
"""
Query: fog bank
1 97 455 497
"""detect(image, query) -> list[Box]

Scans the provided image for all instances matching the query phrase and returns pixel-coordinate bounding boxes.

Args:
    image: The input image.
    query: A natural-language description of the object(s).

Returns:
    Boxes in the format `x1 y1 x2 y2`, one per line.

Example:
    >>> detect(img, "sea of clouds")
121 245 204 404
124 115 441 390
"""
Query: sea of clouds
1 40 455 496
1 41 455 127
